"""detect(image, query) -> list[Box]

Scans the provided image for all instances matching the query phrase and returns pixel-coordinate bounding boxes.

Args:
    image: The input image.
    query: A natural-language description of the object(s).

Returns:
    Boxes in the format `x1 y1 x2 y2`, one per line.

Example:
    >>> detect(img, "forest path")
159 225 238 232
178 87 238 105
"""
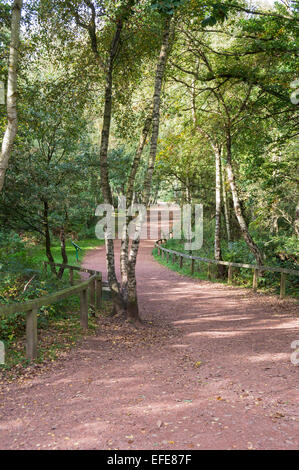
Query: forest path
0 239 298 450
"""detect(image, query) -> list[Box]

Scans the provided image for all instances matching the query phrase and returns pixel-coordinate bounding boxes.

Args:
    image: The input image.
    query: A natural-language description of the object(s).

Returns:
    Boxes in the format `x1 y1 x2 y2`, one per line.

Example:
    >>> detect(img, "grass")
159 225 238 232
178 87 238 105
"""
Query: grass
30 237 105 267
152 246 225 283
27 237 105 282
0 237 106 378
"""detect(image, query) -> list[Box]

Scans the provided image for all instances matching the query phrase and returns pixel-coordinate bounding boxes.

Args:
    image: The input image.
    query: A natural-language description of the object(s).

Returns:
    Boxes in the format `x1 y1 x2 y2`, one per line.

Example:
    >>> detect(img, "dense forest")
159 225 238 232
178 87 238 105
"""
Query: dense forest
0 0 298 453
0 0 298 357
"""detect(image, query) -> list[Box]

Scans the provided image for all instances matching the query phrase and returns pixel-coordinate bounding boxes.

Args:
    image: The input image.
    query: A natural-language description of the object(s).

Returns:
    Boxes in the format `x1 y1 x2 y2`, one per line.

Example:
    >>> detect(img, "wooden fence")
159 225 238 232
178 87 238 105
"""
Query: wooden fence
155 239 299 299
0 263 102 360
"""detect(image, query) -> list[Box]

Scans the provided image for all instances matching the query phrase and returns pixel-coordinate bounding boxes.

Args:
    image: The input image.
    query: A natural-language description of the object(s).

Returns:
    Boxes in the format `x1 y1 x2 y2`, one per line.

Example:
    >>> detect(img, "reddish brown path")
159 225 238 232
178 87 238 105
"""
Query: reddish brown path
0 240 298 450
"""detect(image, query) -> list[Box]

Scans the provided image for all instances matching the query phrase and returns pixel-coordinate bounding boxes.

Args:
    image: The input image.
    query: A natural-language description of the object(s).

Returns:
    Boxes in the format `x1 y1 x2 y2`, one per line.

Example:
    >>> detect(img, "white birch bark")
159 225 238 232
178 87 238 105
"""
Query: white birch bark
0 0 23 193
126 16 172 322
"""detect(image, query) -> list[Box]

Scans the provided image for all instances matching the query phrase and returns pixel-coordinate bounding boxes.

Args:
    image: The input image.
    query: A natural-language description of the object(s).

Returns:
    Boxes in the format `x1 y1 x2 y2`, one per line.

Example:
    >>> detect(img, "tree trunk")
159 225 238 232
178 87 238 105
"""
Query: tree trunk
120 112 153 302
57 227 68 279
221 159 231 244
99 19 125 312
225 131 263 265
295 199 299 238
75 3 135 315
143 16 172 205
127 16 172 324
126 112 152 207
214 146 221 261
214 146 225 277
43 201 56 276
0 0 23 193
127 243 141 325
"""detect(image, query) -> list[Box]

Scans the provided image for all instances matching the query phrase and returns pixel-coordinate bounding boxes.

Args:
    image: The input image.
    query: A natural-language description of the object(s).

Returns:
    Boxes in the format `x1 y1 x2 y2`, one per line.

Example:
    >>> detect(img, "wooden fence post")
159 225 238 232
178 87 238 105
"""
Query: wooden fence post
228 265 233 284
166 252 169 262
80 289 88 329
96 277 102 309
26 308 38 360
172 253 176 264
191 258 194 275
207 263 211 280
89 274 96 316
280 273 286 299
253 268 259 291
180 256 183 268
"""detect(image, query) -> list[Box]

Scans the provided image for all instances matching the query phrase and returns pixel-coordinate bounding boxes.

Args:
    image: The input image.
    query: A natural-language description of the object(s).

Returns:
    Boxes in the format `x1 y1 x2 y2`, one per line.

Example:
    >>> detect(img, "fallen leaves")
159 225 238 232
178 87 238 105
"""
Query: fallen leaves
270 412 285 419
194 361 202 368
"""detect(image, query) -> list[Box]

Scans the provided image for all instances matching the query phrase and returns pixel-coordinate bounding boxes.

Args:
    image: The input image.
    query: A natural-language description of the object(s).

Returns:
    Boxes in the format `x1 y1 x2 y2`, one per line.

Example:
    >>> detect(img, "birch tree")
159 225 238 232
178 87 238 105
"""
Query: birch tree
125 15 172 322
0 0 23 193
71 0 176 322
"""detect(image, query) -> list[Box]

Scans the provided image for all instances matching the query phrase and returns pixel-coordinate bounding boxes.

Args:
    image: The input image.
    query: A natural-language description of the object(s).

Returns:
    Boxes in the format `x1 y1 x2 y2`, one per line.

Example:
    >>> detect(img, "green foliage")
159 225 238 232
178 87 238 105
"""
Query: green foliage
202 3 228 27
0 233 104 371
0 260 72 344
158 221 298 296
150 0 186 15
1 0 298 314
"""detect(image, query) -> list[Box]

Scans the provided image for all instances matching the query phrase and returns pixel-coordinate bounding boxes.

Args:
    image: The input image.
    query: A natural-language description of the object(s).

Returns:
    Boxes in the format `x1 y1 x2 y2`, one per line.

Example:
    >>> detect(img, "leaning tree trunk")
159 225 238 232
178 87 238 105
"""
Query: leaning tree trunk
143 16 172 205
225 131 263 266
0 0 23 193
120 111 152 303
43 201 56 276
126 16 172 323
99 19 126 314
57 227 68 279
76 2 135 316
221 159 231 244
295 199 299 238
214 146 225 277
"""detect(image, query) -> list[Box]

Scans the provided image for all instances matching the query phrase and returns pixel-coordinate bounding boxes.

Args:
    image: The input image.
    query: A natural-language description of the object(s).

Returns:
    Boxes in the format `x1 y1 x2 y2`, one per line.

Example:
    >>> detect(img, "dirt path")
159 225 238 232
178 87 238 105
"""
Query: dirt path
0 239 298 450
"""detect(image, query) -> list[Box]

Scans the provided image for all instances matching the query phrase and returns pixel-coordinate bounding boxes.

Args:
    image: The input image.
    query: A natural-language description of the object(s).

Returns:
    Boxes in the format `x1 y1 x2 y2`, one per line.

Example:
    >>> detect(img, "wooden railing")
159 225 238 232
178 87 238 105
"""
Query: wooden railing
155 239 299 299
0 263 102 360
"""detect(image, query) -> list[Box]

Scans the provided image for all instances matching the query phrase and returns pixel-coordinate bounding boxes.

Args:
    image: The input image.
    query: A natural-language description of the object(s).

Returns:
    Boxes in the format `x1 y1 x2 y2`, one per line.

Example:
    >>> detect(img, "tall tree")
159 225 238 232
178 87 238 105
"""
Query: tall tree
0 0 23 192
71 0 176 322
125 14 172 322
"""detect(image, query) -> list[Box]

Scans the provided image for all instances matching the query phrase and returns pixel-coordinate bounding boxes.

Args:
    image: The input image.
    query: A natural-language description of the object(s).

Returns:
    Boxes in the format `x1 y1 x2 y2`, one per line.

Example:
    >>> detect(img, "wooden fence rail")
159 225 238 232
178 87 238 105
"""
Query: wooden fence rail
155 240 298 299
0 263 103 360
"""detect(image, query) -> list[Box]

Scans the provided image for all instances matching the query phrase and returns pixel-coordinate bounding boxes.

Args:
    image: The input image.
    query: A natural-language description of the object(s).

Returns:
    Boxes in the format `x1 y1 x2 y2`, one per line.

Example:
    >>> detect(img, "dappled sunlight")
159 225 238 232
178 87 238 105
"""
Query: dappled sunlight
246 353 290 363
186 330 248 338
173 315 252 325
123 398 203 416
0 418 25 431
93 377 137 386
1 232 298 450
0 0 298 450
266 320 299 330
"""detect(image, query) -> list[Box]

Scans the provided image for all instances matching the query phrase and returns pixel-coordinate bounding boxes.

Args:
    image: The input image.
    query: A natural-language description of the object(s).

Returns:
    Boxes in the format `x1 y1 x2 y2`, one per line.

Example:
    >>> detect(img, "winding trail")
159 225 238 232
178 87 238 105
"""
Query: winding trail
0 239 298 450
